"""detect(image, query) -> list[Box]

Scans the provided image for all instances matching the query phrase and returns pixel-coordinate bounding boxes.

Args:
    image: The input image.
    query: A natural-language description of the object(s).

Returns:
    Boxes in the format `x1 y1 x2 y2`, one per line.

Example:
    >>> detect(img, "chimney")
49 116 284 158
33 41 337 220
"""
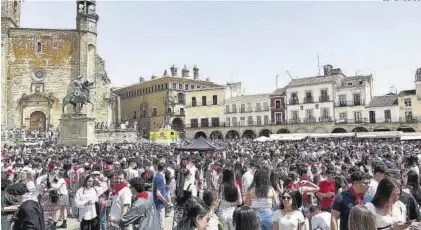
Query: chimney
151 75 157 80
193 65 199 80
181 65 189 78
416 67 421 82
139 76 145 82
323 64 333 76
205 77 210 82
170 65 178 77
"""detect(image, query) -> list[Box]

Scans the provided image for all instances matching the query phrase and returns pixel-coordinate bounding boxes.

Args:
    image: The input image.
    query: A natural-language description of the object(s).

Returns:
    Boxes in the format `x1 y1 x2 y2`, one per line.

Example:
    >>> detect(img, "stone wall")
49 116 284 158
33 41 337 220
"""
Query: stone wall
6 28 80 129
95 129 138 144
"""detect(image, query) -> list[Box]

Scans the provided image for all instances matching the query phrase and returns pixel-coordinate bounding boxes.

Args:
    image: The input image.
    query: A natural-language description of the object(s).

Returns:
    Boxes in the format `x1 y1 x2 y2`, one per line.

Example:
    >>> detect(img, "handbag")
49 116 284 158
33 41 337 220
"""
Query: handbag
49 190 59 204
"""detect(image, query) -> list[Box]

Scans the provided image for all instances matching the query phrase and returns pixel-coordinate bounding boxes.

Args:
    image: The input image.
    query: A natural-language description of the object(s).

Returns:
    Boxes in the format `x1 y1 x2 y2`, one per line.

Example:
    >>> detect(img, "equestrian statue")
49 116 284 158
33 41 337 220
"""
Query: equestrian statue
62 75 95 114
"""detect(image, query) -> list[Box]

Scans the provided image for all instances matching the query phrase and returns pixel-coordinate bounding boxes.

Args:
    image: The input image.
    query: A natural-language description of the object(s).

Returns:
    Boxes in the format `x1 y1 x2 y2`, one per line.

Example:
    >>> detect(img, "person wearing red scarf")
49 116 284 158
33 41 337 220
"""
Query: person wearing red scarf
331 171 369 230
109 171 132 225
119 177 160 230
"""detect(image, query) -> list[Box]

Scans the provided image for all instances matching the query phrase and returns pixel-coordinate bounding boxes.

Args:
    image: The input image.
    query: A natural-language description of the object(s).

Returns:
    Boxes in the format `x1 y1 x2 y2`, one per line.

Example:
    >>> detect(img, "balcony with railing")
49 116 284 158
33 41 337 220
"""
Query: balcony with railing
303 117 317 123
289 99 299 105
335 100 365 107
319 95 330 103
225 109 237 114
304 97 314 104
336 118 368 124
319 117 333 122
288 118 301 124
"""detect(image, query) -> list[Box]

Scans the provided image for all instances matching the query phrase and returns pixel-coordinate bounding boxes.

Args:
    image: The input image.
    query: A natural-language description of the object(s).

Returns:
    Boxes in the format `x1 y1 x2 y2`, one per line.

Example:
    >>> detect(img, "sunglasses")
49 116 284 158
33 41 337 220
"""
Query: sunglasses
282 196 292 201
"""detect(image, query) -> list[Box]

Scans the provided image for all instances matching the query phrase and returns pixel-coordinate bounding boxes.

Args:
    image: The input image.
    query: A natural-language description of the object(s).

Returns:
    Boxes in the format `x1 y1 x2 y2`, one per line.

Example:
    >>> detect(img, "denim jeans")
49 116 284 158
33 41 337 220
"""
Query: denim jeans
255 208 273 230
157 207 166 230
99 208 108 230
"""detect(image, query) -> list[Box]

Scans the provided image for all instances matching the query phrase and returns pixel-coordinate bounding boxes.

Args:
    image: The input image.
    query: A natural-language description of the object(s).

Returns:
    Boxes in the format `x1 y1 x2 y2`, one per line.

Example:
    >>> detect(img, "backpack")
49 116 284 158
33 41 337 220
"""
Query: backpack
176 184 193 205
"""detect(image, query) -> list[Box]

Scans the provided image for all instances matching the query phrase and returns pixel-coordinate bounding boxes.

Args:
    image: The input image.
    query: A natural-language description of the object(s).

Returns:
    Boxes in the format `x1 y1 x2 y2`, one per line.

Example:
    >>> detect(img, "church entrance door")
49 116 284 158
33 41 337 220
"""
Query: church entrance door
29 111 46 131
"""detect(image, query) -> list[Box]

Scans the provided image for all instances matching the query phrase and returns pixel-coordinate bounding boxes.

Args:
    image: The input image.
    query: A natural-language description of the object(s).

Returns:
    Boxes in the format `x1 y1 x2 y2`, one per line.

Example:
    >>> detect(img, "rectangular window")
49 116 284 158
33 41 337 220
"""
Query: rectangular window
185 84 189 90
247 103 252 112
275 100 281 109
225 105 230 113
353 94 361 106
226 117 231 127
263 102 269 110
354 111 362 122
212 95 218 105
291 110 299 120
202 96 207 106
305 109 314 118
264 115 269 125
232 104 237 113
339 112 347 120
384 110 391 122
406 111 413 121
36 42 42 52
211 118 220 127
191 119 198 128
201 118 209 127
404 98 412 107
152 108 157 117
232 117 237 126
191 85 195 90
133 111 137 119
339 95 347 106
192 97 197 107
256 116 261 125
247 116 253 125
321 108 329 119
240 117 245 126
179 83 183 89
255 103 261 112
275 113 282 124
173 83 177 89
240 104 245 113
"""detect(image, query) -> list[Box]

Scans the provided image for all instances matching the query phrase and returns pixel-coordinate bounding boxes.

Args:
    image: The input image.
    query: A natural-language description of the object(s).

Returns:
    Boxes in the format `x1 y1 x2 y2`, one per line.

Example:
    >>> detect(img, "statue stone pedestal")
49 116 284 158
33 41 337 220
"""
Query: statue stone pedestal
59 114 96 146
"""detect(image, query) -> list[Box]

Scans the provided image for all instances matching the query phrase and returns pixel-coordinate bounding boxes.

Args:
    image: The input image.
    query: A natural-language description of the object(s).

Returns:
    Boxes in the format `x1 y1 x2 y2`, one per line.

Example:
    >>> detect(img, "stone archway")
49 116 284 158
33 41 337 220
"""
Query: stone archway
171 118 184 133
397 126 417 132
194 131 207 139
225 130 240 139
242 130 256 139
258 129 272 137
294 128 307 133
276 129 290 134
331 127 347 133
313 127 328 133
372 126 391 132
210 130 223 139
352 127 369 132
30 111 46 131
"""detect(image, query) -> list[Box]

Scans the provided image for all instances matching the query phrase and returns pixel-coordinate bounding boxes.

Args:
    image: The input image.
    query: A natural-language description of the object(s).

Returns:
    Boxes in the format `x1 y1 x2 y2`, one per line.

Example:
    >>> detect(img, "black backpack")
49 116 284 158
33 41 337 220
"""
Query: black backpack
176 184 193 205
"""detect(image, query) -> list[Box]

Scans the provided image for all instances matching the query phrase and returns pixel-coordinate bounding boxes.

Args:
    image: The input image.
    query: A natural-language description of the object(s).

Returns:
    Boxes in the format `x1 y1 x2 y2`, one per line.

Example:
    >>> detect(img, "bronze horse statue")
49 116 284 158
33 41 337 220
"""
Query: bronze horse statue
62 80 94 114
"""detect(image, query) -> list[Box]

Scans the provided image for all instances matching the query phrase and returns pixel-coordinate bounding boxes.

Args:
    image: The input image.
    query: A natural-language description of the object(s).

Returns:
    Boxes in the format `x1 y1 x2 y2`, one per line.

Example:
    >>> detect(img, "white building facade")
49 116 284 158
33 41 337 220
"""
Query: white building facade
334 75 373 124
365 94 399 125
285 65 343 127
223 94 271 128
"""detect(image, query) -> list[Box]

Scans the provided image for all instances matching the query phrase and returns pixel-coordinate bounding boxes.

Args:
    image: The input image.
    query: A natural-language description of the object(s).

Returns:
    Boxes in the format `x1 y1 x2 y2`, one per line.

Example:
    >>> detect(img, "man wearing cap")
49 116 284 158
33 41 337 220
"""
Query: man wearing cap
6 183 45 230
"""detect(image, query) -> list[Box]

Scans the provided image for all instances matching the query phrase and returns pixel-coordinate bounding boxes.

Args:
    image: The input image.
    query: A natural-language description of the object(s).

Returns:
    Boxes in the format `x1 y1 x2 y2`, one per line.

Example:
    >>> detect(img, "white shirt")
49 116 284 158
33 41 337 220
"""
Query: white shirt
52 178 68 195
127 168 139 181
74 181 108 221
365 201 406 229
242 171 254 198
109 186 132 221
273 210 305 230
364 178 379 202
311 212 331 230
183 181 197 198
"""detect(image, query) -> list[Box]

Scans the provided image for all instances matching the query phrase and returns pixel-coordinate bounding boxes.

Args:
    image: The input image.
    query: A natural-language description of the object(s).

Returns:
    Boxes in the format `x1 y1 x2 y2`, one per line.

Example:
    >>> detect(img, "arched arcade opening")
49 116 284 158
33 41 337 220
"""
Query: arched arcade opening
194 131 207 139
242 130 256 139
225 130 240 139
210 130 224 139
331 127 347 133
258 129 272 137
351 127 369 132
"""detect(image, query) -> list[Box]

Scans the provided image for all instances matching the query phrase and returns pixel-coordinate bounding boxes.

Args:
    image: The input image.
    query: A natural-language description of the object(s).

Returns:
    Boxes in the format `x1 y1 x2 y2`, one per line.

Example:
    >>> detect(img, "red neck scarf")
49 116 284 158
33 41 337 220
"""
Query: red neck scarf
136 192 148 200
349 186 363 205
111 183 128 196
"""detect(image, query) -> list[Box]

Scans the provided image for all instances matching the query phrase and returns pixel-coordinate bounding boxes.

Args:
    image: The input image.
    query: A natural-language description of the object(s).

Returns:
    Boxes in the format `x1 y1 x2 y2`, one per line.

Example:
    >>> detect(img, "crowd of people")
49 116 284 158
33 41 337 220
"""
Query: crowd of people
2 134 421 230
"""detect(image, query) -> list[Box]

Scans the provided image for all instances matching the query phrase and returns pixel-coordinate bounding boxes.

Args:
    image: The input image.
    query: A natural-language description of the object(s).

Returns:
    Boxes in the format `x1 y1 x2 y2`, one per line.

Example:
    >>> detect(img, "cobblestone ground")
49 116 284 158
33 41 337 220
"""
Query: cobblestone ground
66 212 174 230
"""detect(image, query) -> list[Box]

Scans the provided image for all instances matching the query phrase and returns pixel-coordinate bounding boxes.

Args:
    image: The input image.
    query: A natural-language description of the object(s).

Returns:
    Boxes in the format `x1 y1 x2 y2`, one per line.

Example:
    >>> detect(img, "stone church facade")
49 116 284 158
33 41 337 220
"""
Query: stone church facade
1 0 113 131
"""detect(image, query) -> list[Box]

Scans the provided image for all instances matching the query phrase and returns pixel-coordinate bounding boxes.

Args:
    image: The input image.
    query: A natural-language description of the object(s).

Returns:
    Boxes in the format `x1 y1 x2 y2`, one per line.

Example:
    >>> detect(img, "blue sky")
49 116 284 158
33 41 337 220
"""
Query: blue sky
20 1 421 95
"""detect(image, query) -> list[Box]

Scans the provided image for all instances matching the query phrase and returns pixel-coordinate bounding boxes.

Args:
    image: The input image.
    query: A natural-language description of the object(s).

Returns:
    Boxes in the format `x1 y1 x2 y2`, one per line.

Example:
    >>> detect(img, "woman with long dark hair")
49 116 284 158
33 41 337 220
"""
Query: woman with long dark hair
74 174 109 230
245 169 279 230
177 197 210 230
218 168 242 230
233 206 259 230
406 170 421 206
272 190 305 230
365 177 410 229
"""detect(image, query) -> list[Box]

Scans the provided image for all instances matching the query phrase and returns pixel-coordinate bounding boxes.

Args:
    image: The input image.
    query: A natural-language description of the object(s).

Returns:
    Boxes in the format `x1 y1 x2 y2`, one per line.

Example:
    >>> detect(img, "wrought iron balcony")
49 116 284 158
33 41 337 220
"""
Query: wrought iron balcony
335 100 365 107
304 97 314 104
288 118 301 124
335 118 368 124
319 95 330 103
303 117 317 123
319 117 333 122
289 99 299 105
